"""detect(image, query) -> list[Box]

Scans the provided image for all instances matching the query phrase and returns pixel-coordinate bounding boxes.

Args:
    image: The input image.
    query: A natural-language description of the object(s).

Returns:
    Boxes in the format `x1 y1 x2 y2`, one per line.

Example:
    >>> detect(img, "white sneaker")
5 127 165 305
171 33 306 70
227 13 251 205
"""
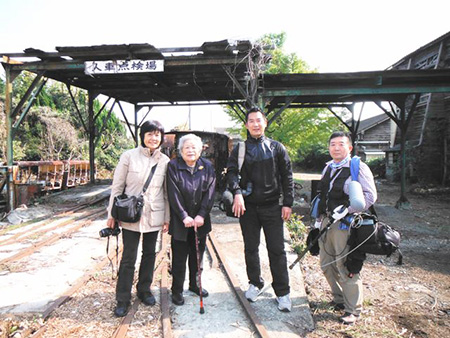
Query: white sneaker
276 294 292 312
245 284 264 302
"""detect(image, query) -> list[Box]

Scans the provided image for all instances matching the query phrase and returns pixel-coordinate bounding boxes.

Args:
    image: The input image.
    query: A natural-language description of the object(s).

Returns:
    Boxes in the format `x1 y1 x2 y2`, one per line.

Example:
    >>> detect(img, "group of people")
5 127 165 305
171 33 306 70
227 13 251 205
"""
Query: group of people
105 107 377 326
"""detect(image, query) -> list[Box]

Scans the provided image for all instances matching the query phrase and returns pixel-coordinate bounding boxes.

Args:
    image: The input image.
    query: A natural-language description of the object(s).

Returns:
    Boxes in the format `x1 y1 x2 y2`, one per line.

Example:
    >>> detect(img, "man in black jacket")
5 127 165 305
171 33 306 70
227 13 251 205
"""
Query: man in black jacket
227 107 294 312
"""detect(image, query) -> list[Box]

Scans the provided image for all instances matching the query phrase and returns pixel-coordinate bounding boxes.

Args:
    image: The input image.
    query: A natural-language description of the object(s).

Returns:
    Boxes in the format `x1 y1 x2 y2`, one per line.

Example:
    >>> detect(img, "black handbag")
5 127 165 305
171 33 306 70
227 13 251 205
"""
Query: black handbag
111 164 157 223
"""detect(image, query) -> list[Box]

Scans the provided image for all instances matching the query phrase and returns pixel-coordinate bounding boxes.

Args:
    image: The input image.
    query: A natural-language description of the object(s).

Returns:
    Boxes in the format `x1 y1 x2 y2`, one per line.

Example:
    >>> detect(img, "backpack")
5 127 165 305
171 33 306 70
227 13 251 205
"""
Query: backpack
349 211 403 264
220 142 245 218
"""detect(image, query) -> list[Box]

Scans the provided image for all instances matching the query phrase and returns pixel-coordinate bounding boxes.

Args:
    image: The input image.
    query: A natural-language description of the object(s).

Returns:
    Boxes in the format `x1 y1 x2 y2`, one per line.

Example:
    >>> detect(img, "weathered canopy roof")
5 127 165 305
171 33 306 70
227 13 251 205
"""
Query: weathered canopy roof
3 41 450 111
2 40 256 105
262 69 450 110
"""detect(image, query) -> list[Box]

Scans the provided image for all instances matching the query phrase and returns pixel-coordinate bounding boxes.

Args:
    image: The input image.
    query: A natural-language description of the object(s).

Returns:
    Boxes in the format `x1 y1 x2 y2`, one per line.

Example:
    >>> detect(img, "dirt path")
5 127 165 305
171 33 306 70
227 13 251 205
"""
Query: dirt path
300 179 450 338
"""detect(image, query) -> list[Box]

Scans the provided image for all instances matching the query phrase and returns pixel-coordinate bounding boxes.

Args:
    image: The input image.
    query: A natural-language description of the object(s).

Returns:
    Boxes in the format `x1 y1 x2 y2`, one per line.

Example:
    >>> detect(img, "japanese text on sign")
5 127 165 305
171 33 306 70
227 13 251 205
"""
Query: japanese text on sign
84 60 164 75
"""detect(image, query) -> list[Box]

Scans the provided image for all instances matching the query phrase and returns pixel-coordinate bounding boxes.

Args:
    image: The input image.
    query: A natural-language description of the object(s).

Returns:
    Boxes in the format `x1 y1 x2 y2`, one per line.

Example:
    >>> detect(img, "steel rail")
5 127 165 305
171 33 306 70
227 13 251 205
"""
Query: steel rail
207 233 271 338
0 209 106 266
30 244 124 338
30 232 171 338
110 232 171 338
0 204 106 246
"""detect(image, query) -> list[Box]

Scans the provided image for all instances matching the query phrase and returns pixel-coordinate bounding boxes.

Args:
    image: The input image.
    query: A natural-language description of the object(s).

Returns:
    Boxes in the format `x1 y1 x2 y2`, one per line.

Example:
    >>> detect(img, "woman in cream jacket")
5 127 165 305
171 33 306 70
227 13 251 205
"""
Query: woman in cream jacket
106 120 170 317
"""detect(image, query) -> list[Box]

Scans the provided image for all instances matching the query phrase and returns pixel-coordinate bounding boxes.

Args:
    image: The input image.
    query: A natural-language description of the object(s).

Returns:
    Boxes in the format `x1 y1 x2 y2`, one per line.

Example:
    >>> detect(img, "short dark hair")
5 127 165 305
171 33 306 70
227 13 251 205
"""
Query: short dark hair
140 120 165 148
245 107 267 122
328 131 352 144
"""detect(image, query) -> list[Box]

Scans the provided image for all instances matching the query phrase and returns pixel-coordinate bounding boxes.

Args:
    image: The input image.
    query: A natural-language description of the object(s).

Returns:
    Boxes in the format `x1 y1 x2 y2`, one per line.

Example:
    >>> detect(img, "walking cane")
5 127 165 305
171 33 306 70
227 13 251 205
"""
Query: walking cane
194 225 205 314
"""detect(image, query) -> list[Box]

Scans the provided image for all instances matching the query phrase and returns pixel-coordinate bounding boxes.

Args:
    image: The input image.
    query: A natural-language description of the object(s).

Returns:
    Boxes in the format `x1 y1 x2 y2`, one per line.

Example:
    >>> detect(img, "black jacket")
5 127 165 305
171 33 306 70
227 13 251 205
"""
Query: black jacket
167 157 216 241
227 135 294 207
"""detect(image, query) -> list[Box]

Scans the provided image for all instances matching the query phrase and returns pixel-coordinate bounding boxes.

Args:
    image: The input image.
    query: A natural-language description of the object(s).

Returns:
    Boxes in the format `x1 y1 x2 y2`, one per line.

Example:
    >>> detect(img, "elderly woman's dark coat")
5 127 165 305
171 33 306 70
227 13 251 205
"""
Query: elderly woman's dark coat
167 157 216 241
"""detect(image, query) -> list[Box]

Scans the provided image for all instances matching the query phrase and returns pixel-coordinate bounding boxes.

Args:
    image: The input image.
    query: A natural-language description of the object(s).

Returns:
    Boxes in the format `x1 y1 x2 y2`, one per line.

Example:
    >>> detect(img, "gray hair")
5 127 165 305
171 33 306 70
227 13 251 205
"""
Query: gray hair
178 133 203 153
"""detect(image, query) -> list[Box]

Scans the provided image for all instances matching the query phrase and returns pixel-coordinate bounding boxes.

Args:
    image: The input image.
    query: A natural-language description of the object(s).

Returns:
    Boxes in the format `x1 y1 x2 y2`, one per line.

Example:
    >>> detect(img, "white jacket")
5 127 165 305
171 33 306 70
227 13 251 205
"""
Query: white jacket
107 146 170 233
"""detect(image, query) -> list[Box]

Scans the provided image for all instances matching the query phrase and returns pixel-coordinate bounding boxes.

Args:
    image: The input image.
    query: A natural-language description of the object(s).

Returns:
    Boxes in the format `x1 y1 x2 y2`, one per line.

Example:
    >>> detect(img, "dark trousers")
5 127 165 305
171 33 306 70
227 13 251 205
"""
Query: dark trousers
116 228 159 302
239 203 290 297
171 229 206 294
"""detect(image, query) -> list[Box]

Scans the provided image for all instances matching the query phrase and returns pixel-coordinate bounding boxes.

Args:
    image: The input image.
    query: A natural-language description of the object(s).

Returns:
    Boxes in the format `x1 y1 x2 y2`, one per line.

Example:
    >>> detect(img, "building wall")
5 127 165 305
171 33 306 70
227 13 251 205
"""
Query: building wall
390 33 450 184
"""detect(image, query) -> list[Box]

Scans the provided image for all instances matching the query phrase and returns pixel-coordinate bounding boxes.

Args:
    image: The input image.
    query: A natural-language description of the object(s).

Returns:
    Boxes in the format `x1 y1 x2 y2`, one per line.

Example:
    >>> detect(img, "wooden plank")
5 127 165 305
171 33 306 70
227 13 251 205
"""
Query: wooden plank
160 260 172 338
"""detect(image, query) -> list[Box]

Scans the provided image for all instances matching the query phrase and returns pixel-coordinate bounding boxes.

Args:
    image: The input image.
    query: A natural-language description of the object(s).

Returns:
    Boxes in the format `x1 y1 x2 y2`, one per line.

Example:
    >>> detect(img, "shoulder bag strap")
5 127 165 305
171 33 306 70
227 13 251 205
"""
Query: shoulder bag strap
237 141 245 172
142 164 158 194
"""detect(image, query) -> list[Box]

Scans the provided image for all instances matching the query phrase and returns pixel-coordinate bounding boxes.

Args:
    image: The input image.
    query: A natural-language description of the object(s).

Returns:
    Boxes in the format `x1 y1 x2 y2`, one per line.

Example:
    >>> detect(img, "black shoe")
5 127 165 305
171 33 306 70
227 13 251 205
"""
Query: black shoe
172 292 184 305
138 292 156 306
189 286 209 297
114 301 130 317
329 301 345 311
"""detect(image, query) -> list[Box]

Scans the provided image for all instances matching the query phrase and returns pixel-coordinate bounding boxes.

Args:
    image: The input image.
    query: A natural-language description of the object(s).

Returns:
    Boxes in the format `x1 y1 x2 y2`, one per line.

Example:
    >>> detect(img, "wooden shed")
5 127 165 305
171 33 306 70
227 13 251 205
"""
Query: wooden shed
389 31 450 184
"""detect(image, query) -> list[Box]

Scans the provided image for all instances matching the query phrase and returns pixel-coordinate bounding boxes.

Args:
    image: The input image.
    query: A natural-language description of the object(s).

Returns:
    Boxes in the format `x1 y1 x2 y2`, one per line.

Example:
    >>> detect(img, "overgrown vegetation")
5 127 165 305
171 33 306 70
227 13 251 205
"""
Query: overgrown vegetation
0 72 133 173
285 212 308 255
367 157 386 178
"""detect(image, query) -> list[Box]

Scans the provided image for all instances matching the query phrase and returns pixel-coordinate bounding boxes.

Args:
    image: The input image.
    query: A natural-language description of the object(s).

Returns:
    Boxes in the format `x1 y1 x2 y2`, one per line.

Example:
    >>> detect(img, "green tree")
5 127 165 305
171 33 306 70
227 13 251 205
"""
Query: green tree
225 32 344 163
3 71 133 172
93 100 134 171
0 76 5 97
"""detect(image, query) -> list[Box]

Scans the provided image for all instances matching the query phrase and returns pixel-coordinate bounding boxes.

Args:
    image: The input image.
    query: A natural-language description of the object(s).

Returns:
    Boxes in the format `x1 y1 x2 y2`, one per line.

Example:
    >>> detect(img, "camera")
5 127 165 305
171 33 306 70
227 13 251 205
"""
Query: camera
99 221 121 237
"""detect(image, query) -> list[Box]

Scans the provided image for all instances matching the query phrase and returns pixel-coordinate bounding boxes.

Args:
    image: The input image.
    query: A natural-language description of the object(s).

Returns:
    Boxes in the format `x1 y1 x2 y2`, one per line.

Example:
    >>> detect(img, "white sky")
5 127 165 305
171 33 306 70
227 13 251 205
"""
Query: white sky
1 0 449 130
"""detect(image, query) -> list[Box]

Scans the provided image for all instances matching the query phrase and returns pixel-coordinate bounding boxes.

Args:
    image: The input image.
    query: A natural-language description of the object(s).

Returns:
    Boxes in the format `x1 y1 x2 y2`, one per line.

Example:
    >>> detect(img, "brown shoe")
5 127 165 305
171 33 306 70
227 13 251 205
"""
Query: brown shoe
340 312 359 325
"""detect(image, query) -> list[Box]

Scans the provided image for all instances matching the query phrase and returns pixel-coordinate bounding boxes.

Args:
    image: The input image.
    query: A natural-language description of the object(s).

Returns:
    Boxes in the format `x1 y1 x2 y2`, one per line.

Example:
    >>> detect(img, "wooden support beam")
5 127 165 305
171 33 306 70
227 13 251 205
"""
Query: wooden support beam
66 84 89 134
12 78 48 134
12 72 44 117
267 96 297 126
117 101 136 142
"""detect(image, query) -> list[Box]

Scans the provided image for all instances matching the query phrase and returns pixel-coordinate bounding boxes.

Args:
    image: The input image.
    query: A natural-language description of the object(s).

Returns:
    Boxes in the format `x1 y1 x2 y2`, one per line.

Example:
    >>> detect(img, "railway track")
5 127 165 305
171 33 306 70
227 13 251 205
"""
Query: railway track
1 205 310 337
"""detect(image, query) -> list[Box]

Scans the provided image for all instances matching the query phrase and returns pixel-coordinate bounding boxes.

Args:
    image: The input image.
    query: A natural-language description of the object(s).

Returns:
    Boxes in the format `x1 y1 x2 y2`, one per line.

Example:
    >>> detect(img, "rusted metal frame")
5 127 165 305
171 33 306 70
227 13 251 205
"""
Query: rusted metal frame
208 233 271 338
94 96 112 122
222 65 254 108
117 101 136 142
66 83 89 134
94 100 116 149
267 96 298 127
12 72 44 117
12 78 48 135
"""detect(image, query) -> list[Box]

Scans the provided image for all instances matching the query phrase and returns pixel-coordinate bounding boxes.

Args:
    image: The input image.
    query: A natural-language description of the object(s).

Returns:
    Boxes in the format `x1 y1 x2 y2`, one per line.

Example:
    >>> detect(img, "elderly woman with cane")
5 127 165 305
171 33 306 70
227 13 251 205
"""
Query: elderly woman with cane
106 120 170 317
167 134 216 309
